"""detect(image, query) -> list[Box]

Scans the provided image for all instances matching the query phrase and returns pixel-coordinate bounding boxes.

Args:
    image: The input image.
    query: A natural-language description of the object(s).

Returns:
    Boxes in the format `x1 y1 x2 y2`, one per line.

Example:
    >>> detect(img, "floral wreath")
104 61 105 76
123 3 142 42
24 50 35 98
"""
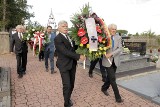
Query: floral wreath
69 4 111 61
23 27 50 55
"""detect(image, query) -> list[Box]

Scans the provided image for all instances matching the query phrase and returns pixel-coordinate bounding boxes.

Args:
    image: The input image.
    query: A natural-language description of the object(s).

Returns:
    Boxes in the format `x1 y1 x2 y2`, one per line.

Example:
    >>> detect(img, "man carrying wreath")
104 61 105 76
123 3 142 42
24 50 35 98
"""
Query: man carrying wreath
44 26 56 74
102 24 123 103
54 20 85 107
10 25 28 78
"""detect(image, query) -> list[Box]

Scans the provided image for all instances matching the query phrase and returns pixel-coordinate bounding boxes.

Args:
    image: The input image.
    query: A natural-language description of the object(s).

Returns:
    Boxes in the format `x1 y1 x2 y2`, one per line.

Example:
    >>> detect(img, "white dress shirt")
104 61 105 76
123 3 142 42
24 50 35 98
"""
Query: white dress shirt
18 32 23 40
60 32 73 47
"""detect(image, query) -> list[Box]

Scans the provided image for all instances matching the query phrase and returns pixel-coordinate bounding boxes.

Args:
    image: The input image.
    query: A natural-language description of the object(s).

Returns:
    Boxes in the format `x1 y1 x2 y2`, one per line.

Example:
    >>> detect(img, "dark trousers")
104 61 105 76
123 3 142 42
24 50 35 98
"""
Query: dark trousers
39 50 44 60
16 52 27 74
101 59 121 100
59 63 77 106
89 58 106 79
44 50 54 71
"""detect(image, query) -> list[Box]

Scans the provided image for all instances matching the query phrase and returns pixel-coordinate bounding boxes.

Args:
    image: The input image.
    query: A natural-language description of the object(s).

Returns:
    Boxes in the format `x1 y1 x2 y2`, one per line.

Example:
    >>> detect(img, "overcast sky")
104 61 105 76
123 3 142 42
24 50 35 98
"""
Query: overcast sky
27 0 160 34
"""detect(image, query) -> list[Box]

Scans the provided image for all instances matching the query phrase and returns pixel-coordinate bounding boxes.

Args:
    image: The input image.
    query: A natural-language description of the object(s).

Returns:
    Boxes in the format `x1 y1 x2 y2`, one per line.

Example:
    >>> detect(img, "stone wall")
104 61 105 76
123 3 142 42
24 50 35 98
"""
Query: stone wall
124 36 160 49
0 32 10 54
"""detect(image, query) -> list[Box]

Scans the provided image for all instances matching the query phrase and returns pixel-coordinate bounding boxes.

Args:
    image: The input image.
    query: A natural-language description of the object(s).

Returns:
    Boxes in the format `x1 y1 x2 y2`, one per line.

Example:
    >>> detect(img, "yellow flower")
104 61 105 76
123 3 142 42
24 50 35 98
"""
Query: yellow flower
103 47 107 50
102 41 105 43
99 47 103 50
103 52 106 54
87 44 89 48
89 50 92 53
99 52 102 55
80 43 83 47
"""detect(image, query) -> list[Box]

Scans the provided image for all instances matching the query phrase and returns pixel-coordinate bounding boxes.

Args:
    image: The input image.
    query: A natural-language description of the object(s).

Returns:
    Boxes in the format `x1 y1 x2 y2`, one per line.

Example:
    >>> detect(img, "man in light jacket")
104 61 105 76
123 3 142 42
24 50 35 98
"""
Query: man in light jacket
102 24 123 103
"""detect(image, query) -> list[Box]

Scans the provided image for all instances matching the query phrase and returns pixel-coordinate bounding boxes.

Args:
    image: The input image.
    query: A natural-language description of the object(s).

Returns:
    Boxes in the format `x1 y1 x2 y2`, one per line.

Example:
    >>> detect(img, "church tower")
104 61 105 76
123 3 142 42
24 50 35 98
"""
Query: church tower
47 8 56 30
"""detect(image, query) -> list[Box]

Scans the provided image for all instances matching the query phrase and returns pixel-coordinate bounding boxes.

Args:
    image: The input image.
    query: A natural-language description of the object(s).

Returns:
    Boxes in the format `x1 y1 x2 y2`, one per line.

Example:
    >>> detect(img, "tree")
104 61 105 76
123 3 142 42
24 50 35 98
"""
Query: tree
26 20 42 30
134 32 139 36
117 30 128 36
127 33 132 36
0 0 34 31
0 0 7 31
140 30 155 37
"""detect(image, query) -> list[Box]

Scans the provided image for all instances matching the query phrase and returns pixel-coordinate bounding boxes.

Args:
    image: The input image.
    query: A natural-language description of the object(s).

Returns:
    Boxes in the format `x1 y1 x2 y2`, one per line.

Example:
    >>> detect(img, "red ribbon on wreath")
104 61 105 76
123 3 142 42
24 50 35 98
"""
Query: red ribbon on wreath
97 18 111 47
33 31 44 56
38 33 44 51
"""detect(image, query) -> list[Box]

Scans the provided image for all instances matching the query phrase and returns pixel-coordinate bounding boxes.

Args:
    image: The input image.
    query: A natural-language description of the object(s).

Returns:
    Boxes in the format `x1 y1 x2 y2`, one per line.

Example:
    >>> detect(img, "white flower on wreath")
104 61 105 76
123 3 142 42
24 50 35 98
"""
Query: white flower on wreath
32 29 35 31
28 34 31 37
27 37 30 40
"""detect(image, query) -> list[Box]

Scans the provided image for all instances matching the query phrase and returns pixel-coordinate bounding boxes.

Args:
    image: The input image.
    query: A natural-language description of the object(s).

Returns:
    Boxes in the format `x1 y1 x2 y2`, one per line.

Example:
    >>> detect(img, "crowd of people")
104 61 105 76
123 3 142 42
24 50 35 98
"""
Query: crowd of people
10 20 123 107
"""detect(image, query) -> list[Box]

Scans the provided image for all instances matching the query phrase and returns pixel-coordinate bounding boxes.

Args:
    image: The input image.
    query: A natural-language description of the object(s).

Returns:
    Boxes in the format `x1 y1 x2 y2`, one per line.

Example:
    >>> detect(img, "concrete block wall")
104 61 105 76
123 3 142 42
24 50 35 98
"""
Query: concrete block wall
0 32 10 54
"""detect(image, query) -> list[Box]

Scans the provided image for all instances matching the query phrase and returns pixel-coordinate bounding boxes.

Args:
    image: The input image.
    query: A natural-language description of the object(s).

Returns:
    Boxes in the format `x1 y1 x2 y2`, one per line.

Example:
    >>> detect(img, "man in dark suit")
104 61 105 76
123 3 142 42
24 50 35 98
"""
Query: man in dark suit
102 24 123 103
54 20 85 107
10 25 28 78
44 26 56 74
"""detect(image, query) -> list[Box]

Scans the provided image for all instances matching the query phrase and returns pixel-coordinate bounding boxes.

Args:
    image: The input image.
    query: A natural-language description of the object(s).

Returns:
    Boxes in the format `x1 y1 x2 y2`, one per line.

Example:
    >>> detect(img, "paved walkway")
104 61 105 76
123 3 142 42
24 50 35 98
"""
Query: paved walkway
0 52 159 107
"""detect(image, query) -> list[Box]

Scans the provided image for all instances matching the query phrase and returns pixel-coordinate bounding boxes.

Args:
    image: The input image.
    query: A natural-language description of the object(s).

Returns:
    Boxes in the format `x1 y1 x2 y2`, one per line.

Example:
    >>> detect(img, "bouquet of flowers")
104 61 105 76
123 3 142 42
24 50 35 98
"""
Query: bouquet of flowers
69 3 111 61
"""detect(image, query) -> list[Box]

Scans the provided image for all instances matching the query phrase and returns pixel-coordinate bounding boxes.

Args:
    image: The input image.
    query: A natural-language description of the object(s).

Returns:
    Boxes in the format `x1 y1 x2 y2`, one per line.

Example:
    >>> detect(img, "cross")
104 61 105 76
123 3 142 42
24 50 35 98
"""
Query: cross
91 36 97 43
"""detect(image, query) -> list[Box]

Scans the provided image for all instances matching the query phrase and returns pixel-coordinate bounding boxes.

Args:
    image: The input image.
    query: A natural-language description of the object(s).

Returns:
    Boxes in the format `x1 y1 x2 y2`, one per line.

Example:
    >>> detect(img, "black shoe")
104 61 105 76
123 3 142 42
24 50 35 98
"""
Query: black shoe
18 74 23 78
23 72 26 75
116 99 124 103
65 106 71 107
69 99 73 106
89 73 93 78
39 59 41 61
102 78 105 82
51 70 57 74
101 90 109 96
64 100 73 107
102 77 106 82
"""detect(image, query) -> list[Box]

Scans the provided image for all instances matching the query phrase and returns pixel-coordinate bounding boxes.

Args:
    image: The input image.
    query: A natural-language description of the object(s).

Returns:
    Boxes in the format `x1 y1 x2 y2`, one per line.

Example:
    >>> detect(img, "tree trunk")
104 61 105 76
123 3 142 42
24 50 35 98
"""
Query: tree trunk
2 0 6 31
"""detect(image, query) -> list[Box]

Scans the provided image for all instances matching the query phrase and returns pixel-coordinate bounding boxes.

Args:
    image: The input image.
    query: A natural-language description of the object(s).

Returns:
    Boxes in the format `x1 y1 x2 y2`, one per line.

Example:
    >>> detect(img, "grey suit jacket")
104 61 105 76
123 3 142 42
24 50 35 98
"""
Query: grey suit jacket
102 34 122 67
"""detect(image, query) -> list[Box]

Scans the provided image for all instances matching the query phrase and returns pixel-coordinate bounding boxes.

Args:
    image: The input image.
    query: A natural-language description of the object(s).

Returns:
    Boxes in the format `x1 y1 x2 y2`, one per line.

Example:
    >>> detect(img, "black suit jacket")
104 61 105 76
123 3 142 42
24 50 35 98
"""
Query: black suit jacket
10 32 28 54
54 33 80 70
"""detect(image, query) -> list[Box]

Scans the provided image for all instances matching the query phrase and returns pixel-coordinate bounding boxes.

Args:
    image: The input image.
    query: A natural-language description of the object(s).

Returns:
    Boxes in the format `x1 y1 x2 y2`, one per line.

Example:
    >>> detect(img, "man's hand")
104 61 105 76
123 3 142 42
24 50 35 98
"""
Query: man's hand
79 55 86 61
105 53 112 58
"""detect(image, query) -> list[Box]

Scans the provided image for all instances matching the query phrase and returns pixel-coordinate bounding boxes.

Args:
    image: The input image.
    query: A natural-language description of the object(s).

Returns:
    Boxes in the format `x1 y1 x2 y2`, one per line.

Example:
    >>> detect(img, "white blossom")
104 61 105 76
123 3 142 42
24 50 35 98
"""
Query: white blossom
27 37 30 40
32 29 35 31
28 34 31 37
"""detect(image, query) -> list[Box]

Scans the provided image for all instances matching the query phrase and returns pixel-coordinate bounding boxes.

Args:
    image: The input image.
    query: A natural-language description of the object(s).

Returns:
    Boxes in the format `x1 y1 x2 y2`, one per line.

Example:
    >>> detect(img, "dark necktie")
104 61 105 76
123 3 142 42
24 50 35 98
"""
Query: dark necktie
66 35 69 41
111 36 114 49
19 33 22 41
66 35 73 47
